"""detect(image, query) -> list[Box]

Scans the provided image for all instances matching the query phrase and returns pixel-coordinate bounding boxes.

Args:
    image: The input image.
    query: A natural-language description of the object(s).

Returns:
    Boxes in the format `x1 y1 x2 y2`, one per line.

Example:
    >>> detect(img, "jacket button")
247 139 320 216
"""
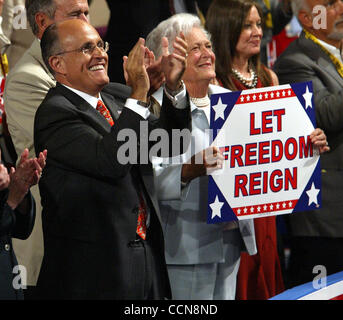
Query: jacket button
4 244 10 251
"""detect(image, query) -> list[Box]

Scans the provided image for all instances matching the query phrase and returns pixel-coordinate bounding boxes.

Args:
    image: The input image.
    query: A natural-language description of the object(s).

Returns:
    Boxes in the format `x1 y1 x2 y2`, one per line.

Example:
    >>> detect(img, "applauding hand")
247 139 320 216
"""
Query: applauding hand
7 148 47 209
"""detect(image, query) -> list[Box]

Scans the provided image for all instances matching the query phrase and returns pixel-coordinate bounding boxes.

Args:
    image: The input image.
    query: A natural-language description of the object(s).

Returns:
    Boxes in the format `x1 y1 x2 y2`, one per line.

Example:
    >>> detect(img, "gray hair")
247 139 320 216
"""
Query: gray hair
291 0 311 18
26 0 57 36
146 13 210 58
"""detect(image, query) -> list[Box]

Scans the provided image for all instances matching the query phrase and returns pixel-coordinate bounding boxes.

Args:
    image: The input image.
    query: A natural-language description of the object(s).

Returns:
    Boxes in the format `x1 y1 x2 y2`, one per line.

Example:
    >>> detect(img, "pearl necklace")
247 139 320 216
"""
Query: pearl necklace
190 95 210 107
231 67 258 88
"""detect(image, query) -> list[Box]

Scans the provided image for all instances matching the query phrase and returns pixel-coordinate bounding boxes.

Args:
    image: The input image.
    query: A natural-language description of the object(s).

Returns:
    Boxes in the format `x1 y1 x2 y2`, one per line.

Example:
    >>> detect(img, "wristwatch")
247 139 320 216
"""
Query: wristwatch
136 100 149 108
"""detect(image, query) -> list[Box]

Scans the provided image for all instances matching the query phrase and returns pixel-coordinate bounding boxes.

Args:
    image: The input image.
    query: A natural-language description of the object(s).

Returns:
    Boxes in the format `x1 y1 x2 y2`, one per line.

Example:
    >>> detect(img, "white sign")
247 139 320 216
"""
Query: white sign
208 81 321 222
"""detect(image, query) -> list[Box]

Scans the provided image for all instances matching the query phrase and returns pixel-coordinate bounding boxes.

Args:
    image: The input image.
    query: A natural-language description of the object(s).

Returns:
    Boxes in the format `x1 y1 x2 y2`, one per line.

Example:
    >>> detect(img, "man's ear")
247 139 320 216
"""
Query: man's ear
298 9 313 29
49 56 66 76
35 12 54 36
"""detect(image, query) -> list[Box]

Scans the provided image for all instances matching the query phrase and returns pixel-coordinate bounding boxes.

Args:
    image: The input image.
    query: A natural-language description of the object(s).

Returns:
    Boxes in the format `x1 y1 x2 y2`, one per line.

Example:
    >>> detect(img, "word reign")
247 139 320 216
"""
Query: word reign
234 167 297 197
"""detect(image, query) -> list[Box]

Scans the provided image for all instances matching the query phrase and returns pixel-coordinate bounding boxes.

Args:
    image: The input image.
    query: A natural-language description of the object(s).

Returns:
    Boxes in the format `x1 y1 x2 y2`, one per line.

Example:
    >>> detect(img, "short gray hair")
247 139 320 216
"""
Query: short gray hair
291 0 311 18
146 13 210 58
26 0 57 36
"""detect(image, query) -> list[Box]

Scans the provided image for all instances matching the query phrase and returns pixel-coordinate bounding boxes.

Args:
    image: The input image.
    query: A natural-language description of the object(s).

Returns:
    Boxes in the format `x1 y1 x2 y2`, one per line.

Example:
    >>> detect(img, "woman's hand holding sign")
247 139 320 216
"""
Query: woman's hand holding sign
181 146 224 184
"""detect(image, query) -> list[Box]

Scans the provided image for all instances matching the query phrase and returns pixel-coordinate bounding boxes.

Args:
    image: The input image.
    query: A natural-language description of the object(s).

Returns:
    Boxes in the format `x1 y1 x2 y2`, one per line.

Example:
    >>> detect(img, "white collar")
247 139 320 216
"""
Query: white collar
316 38 343 64
62 84 103 109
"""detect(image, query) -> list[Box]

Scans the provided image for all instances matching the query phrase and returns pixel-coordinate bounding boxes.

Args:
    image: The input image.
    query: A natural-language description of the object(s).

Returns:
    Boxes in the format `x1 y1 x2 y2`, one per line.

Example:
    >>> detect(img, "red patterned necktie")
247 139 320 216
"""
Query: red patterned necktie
96 100 114 126
136 193 147 240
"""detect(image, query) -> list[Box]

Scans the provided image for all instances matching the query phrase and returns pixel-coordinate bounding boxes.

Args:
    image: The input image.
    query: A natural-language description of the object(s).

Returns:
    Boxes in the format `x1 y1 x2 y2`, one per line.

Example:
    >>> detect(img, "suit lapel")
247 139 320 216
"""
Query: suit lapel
318 55 343 87
140 165 163 224
300 32 343 87
101 91 121 121
55 83 113 133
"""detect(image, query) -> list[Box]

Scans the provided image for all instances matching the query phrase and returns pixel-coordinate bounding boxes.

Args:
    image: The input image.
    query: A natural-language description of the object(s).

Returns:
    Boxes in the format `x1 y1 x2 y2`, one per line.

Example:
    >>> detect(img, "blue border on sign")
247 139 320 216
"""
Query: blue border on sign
207 175 238 224
210 90 241 142
290 81 316 127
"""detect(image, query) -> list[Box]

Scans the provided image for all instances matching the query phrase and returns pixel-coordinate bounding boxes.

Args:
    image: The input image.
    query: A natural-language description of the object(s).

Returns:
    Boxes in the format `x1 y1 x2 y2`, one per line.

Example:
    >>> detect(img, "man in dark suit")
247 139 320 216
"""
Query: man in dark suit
273 0 343 287
34 18 190 299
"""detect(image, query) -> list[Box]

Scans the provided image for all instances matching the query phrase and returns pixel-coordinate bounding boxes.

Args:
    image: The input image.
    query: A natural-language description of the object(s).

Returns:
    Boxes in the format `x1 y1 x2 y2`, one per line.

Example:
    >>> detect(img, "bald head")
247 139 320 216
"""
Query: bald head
56 18 96 49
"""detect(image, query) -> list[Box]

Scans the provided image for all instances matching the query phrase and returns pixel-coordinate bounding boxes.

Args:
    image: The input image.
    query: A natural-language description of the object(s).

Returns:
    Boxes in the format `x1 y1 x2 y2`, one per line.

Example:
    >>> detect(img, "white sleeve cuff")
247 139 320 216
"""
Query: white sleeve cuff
163 83 187 109
125 98 151 119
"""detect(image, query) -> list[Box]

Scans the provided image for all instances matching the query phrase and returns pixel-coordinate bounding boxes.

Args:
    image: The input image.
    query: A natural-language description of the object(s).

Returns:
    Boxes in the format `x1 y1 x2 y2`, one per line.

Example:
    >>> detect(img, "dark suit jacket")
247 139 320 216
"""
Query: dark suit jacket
34 83 190 299
0 191 35 300
273 31 343 238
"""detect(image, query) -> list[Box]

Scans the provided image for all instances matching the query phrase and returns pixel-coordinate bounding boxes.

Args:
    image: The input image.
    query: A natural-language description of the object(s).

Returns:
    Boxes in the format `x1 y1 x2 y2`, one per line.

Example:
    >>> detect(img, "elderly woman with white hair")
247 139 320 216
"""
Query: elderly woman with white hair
146 12 258 300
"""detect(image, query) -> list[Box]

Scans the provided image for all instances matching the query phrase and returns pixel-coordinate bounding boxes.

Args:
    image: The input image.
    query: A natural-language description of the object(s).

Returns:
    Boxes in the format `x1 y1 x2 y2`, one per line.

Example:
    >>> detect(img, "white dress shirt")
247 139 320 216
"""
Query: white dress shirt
317 38 343 64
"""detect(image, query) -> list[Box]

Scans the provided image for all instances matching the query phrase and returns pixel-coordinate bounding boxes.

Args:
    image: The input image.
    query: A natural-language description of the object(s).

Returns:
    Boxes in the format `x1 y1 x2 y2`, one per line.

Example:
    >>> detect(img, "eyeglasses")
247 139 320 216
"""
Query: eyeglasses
55 40 109 56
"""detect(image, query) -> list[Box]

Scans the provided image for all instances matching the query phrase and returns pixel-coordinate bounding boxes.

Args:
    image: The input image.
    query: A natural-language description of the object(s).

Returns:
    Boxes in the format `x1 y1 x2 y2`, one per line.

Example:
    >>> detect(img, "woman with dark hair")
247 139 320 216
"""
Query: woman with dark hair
206 0 284 300
206 0 278 90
